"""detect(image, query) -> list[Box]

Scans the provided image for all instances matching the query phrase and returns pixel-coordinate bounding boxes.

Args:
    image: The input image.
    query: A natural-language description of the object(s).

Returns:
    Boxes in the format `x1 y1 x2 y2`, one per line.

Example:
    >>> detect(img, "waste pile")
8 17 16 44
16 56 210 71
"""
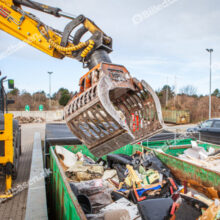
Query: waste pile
178 141 220 172
55 145 220 220
15 116 45 124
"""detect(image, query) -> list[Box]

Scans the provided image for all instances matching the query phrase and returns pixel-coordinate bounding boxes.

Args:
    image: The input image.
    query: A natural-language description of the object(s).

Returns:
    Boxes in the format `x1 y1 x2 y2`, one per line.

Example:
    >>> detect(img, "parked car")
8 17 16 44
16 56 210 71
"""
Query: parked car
187 118 220 144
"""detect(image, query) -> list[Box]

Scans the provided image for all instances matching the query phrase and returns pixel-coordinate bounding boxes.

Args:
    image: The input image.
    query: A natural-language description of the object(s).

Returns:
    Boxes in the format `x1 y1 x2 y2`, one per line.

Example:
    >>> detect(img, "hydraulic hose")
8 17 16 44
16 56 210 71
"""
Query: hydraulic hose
80 40 95 58
48 39 94 58
49 39 88 52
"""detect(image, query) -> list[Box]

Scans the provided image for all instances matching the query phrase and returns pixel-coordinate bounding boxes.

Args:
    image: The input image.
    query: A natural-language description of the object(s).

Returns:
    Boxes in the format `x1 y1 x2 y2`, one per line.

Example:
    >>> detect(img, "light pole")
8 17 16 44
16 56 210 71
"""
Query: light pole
206 49 213 119
165 77 169 107
48 71 53 109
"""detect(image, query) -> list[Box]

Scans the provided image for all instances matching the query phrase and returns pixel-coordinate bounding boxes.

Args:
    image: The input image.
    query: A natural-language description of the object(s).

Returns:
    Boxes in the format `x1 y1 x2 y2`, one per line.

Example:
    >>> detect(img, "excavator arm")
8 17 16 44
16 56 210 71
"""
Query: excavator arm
0 0 164 157
0 0 112 68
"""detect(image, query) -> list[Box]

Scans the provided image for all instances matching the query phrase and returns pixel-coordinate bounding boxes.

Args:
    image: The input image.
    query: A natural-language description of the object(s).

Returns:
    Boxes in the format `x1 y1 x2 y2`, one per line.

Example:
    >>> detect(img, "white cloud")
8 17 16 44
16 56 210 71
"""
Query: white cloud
0 0 220 95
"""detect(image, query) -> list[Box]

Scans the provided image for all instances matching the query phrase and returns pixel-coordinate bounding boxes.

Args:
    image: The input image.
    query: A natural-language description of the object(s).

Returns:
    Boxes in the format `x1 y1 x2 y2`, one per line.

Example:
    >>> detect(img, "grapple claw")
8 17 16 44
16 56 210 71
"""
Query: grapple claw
65 63 164 157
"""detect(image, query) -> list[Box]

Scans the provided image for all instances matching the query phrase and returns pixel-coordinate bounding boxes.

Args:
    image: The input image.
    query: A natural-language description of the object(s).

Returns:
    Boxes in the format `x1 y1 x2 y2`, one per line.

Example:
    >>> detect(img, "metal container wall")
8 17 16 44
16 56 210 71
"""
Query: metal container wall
154 150 220 194
48 144 143 220
162 109 190 124
49 148 87 220
48 139 220 219
142 138 192 148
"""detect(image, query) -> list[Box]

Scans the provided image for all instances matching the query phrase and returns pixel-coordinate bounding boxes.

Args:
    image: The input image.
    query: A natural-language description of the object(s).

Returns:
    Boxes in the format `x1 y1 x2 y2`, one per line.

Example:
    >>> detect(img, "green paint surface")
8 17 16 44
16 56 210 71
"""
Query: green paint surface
48 139 220 219
39 104 43 111
25 105 30 112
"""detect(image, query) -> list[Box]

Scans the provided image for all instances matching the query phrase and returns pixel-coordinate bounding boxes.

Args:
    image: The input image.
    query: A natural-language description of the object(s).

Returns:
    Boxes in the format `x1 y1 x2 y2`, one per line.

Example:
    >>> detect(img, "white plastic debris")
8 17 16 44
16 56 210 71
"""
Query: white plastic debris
198 152 208 160
102 170 117 181
184 142 209 160
208 147 215 155
55 145 77 168
191 141 199 149
178 143 220 172
100 198 139 220
215 199 220 207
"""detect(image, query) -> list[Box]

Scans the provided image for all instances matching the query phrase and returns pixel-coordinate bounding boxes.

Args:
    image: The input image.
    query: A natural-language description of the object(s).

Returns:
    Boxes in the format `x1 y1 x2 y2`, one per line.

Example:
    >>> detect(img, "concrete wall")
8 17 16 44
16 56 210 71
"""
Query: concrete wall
25 133 48 220
9 110 64 122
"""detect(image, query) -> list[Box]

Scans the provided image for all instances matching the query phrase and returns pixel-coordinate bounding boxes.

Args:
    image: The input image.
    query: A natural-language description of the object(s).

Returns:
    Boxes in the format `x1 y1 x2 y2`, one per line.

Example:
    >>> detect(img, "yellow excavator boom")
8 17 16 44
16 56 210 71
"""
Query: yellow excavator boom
0 0 164 157
0 0 112 62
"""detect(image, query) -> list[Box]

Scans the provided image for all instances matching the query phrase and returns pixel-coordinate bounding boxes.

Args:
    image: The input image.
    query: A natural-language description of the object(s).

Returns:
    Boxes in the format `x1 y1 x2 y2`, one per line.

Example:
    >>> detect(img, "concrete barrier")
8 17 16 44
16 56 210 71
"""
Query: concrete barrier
25 133 48 220
9 110 64 122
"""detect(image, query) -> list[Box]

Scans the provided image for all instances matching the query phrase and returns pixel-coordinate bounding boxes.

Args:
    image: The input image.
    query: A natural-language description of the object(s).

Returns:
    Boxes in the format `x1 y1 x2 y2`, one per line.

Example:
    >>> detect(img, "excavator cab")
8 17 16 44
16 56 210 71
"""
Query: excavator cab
65 63 164 157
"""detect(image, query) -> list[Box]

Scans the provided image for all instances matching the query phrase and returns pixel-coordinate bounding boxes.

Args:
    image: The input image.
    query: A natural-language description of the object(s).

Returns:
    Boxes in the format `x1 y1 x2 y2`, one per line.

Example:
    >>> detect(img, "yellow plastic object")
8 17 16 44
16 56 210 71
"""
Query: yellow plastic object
0 114 14 198
147 172 160 184
142 175 149 186
124 176 132 187
126 165 142 188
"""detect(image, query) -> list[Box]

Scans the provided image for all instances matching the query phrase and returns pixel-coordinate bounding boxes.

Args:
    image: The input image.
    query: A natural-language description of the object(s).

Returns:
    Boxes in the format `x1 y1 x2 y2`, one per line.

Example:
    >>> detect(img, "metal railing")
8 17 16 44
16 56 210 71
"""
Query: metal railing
143 129 220 147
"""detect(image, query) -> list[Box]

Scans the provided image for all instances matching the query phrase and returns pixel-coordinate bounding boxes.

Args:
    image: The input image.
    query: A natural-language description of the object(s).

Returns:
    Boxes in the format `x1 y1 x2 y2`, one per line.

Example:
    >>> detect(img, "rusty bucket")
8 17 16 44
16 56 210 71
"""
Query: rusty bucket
65 63 164 157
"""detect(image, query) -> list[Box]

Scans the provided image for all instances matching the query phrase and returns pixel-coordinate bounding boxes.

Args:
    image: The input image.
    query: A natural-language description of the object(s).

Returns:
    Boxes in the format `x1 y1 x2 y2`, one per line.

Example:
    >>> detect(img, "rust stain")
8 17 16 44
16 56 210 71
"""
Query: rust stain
166 165 220 199
187 179 219 199
200 202 220 220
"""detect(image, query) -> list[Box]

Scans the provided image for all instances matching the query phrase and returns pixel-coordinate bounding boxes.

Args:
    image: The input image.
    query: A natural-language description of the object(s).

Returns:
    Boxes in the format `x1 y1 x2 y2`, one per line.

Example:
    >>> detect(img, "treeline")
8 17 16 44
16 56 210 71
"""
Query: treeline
7 85 220 122
156 85 220 122
7 87 73 111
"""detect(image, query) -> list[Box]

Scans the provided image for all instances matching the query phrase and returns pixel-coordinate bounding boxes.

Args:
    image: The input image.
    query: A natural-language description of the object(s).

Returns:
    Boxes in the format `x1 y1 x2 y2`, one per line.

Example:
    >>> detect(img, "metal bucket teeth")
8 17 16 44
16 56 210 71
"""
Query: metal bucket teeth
65 63 164 157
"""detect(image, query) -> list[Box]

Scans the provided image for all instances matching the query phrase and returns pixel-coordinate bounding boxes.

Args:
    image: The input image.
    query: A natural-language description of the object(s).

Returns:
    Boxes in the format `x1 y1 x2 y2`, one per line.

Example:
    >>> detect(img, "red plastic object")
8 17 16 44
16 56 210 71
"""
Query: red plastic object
170 202 177 215
184 181 187 194
169 178 177 190
170 186 174 195
134 189 146 202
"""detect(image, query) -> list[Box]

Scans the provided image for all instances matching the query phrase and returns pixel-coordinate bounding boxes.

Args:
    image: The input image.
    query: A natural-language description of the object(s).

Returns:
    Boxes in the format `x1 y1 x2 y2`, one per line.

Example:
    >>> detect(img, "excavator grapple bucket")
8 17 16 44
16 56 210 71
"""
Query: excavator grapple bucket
65 63 164 157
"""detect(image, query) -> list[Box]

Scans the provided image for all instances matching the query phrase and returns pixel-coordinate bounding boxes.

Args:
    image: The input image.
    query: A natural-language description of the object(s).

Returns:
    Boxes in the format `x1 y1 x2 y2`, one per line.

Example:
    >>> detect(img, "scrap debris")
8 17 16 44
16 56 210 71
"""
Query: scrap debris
15 116 45 124
55 145 219 220
178 141 220 171
199 199 220 220
66 162 104 182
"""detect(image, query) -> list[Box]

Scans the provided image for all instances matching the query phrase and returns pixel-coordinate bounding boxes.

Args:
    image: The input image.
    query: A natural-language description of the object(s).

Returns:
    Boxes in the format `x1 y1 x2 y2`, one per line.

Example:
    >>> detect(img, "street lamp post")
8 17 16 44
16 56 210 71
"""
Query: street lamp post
206 49 213 119
48 71 53 109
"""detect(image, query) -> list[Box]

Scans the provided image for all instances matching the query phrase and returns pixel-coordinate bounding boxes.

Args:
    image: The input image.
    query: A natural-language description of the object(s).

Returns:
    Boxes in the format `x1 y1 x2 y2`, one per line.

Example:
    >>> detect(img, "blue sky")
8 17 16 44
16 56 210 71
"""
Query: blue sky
0 0 219 95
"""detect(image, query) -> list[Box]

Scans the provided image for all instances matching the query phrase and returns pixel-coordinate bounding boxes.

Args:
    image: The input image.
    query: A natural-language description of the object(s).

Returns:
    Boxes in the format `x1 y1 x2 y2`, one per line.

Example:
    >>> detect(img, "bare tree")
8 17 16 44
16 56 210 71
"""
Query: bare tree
179 85 197 96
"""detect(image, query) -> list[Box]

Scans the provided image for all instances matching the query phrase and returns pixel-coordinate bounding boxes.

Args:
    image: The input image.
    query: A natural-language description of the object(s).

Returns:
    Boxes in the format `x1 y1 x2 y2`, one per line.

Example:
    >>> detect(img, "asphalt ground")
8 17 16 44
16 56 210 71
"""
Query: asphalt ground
0 123 45 220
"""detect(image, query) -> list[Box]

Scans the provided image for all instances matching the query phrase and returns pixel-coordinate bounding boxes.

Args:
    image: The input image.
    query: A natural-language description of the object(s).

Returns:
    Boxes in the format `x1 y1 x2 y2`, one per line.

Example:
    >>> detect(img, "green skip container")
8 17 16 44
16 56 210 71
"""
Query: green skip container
48 139 220 219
